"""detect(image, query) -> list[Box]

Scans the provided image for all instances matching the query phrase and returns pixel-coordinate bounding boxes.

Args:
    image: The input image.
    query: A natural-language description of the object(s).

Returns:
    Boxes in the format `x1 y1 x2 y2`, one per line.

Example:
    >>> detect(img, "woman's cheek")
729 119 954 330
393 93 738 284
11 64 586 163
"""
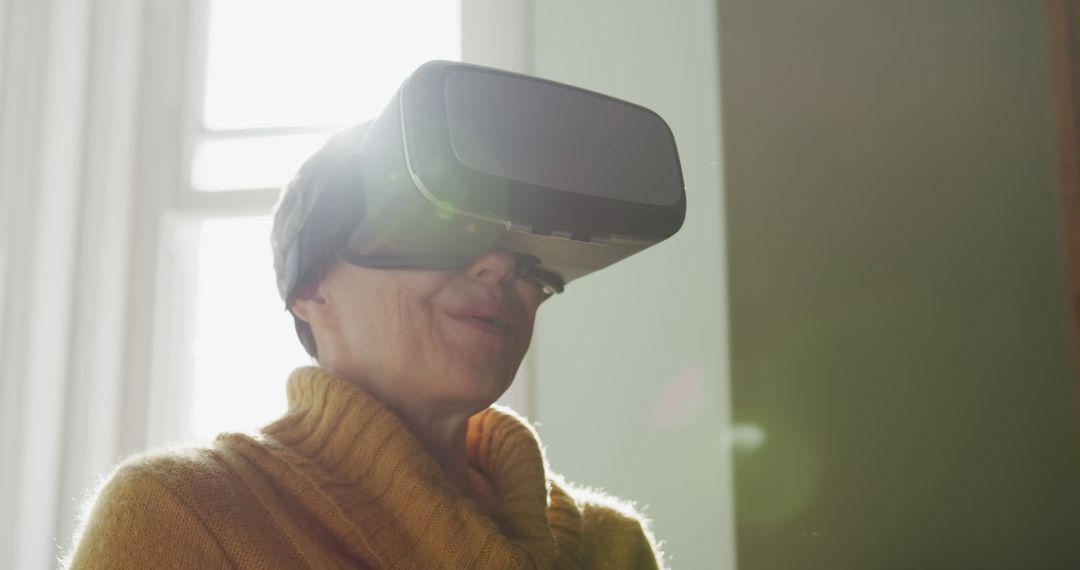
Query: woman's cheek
514 282 544 319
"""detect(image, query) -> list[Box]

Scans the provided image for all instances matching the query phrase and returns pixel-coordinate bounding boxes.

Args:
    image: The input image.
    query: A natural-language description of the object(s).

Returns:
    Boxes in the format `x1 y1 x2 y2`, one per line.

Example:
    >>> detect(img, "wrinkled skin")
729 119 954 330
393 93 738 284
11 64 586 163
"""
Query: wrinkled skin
291 251 548 510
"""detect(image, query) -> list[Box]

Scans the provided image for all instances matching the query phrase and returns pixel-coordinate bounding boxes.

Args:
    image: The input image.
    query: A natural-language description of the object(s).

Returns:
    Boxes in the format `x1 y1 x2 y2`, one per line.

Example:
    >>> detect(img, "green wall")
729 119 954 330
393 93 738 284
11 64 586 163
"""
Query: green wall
719 1 1080 568
530 1 733 568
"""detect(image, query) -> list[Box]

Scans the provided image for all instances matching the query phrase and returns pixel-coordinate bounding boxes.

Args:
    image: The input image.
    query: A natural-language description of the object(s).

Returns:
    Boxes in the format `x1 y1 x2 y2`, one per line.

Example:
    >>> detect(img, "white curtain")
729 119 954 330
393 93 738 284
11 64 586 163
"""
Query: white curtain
0 0 152 567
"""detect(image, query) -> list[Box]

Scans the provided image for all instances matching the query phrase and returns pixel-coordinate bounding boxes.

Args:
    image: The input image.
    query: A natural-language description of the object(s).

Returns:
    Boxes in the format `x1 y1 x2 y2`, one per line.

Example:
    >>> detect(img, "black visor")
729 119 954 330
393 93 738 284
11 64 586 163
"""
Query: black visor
283 60 685 309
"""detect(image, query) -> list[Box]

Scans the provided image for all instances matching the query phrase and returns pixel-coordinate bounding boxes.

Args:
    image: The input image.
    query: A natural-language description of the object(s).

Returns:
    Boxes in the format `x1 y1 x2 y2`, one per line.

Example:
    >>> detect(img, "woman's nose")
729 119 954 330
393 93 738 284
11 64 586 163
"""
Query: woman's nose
466 251 518 287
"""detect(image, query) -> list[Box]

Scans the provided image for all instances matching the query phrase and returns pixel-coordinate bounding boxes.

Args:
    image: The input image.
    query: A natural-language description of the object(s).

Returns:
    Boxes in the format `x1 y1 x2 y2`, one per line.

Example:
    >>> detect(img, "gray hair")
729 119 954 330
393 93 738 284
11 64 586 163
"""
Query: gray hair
270 122 371 358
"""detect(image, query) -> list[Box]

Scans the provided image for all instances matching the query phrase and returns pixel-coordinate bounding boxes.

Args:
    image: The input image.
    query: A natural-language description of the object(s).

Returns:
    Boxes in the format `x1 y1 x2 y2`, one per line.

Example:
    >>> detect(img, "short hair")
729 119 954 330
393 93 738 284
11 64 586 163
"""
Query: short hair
270 122 370 358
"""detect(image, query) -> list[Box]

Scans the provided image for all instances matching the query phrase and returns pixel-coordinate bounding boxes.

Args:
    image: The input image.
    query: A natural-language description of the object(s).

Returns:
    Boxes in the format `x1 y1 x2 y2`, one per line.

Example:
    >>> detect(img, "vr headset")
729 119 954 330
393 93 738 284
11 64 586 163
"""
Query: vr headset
282 60 685 308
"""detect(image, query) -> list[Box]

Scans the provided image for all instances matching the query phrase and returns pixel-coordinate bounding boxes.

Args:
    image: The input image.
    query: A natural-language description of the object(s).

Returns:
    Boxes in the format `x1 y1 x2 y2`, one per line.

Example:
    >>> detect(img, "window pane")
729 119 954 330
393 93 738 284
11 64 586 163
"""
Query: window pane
191 133 331 191
203 0 461 131
188 216 312 441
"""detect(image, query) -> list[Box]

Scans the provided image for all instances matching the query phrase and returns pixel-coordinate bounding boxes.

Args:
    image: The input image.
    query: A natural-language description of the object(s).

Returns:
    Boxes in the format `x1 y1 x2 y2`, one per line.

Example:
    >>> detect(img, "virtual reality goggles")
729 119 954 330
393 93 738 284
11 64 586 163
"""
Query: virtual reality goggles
282 60 685 309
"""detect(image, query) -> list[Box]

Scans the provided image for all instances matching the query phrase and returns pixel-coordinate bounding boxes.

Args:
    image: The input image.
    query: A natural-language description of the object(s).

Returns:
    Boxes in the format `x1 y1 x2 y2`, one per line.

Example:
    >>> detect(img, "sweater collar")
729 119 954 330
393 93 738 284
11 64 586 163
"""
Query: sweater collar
256 366 583 568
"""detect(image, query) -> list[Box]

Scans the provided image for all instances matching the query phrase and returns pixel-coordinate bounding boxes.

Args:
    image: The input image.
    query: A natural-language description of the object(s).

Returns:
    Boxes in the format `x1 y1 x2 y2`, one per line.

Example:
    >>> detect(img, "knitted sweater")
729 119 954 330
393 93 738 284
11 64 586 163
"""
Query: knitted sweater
66 367 663 569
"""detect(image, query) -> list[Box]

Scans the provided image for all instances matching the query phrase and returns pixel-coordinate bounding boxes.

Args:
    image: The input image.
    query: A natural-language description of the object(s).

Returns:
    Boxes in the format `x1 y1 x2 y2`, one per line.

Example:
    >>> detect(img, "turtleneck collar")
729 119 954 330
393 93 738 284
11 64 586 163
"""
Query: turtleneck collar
231 366 583 568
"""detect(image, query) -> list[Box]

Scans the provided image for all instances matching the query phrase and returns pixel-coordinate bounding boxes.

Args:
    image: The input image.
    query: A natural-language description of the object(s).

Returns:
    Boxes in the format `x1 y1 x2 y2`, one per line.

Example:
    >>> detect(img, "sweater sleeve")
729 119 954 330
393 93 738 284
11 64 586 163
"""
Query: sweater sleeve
65 462 232 569
578 498 665 570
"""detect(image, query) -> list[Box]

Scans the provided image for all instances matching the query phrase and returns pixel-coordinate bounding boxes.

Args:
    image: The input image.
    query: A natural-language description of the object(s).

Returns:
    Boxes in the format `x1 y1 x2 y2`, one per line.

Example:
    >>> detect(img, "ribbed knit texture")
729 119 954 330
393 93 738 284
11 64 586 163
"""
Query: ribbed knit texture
66 367 663 569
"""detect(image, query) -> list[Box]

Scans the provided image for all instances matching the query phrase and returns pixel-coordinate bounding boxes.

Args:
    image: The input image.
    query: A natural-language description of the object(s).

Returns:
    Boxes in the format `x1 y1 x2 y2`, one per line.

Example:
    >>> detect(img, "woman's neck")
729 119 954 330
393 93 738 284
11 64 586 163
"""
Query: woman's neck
328 362 499 513
396 404 503 516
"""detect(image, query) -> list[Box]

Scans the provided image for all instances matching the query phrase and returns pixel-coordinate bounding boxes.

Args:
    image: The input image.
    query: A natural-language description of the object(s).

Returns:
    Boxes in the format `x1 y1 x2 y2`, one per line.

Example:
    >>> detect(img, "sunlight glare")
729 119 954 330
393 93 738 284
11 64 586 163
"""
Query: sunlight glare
203 0 461 131
191 133 331 190
189 216 312 441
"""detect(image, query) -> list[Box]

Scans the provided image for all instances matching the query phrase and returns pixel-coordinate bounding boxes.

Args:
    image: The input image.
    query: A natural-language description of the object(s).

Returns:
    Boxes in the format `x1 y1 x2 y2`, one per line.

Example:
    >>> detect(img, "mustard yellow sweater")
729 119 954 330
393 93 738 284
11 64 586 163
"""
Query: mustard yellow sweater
66 367 663 569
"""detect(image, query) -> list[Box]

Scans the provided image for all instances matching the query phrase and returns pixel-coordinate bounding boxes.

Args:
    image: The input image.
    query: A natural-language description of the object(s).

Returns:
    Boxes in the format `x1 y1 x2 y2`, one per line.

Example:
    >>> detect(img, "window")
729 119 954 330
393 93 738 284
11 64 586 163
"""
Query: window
154 0 466 444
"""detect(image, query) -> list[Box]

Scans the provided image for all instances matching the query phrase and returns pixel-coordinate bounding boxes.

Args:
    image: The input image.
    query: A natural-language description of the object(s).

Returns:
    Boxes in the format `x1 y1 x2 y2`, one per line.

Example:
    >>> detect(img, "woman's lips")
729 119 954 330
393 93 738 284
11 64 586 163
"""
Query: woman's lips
446 301 516 338
447 313 515 338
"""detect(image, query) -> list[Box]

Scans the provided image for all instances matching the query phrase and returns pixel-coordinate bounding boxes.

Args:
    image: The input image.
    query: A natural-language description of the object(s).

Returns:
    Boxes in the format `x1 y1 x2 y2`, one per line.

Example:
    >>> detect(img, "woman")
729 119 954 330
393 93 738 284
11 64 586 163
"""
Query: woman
66 123 664 569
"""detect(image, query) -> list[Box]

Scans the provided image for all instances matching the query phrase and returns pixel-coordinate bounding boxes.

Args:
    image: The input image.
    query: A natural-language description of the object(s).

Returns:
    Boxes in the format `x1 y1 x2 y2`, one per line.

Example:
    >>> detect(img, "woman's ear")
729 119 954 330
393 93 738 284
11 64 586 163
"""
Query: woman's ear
290 281 335 326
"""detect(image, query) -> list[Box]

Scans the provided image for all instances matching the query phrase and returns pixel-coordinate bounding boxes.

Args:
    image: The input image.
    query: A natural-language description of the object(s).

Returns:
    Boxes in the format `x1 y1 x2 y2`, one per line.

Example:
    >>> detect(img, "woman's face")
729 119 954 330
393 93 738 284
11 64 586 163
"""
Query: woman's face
298 251 547 412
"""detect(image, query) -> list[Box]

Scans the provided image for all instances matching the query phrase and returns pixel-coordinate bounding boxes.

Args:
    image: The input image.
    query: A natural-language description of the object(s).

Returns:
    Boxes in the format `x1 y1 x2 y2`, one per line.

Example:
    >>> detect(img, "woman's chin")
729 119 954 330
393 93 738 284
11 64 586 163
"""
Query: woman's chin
436 362 516 407
441 334 526 387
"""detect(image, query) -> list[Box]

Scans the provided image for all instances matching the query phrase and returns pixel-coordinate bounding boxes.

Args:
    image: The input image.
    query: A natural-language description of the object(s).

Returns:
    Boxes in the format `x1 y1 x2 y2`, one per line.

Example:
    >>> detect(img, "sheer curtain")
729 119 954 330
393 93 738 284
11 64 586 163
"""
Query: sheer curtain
0 1 146 568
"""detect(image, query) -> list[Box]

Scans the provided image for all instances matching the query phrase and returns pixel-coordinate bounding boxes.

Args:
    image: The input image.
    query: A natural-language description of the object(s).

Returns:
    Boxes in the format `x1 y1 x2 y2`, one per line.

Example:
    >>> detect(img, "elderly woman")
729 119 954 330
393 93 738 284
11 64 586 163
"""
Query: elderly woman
68 62 678 569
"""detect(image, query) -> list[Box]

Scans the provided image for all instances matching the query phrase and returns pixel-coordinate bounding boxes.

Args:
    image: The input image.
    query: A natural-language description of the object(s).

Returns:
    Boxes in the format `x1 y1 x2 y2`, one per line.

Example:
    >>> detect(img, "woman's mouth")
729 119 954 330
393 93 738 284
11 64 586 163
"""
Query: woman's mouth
448 314 514 337
446 302 516 338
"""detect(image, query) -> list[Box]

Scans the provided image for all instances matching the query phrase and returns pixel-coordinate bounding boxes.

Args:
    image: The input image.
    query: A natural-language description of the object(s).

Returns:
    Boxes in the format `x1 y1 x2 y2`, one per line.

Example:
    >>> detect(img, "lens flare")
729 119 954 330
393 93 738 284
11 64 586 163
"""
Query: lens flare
435 200 456 221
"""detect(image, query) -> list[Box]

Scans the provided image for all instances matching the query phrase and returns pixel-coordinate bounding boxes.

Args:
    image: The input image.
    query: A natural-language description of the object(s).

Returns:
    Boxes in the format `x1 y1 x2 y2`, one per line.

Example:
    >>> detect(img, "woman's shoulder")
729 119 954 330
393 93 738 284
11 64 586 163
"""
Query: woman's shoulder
64 444 241 568
99 435 296 523
67 437 321 569
561 481 667 570
93 442 244 503
75 443 255 534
